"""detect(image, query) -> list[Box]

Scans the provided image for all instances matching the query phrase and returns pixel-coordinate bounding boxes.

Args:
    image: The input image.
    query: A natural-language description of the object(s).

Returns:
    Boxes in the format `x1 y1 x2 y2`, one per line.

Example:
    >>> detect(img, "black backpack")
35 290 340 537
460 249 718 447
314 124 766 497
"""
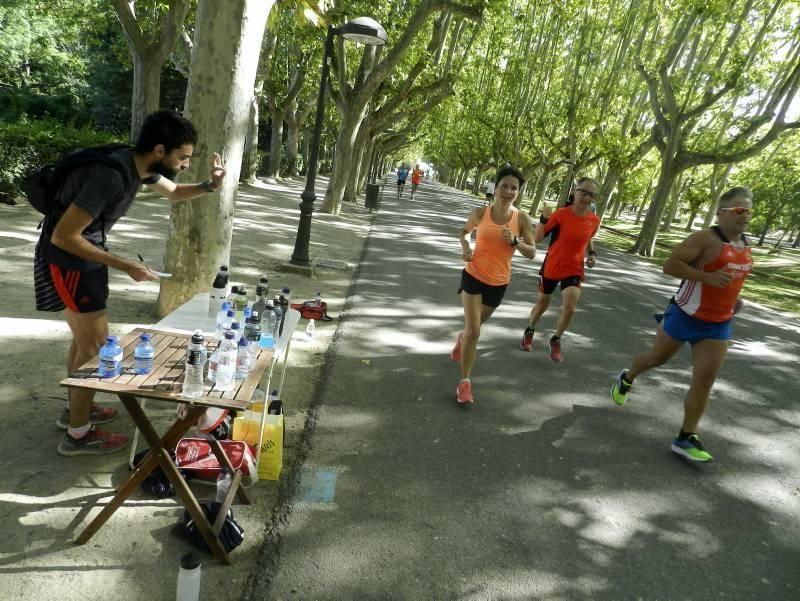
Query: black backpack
25 144 132 215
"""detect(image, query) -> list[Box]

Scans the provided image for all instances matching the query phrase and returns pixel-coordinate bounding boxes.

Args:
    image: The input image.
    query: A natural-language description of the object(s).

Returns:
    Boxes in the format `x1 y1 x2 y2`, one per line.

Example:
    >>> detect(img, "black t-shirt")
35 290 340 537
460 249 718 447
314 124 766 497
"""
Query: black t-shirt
39 149 160 269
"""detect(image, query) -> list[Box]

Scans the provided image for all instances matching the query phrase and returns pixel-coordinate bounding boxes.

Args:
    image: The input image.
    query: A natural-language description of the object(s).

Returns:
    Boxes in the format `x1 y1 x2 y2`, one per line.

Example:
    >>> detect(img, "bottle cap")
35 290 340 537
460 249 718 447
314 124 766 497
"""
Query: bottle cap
231 322 241 330
140 333 151 341
282 287 290 294
231 285 239 294
107 336 118 343
227 309 236 317
191 329 204 344
181 552 200 570
244 307 252 318
220 265 229 272
224 331 235 340
266 300 274 308
221 301 231 310
260 276 268 283
238 337 248 347
238 286 247 295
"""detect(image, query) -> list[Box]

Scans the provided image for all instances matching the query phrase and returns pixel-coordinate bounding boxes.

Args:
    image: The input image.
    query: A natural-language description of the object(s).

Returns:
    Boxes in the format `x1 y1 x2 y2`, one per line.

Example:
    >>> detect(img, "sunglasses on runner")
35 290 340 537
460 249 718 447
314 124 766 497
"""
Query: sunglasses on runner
718 207 752 215
574 188 596 198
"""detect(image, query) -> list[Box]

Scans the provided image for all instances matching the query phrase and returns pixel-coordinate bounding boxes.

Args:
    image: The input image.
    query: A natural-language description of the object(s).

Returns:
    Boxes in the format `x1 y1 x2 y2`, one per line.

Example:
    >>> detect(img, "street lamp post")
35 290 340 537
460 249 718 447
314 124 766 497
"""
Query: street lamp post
290 17 387 266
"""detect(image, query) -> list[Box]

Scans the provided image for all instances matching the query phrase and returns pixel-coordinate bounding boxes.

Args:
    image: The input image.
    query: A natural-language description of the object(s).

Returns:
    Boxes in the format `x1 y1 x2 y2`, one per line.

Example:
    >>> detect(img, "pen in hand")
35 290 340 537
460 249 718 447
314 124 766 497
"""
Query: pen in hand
137 254 153 273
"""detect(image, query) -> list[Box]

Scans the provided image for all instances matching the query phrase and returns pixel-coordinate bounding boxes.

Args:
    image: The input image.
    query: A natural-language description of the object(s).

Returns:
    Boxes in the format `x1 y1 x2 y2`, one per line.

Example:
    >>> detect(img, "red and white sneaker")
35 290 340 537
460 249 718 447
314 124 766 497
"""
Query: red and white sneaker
56 403 118 430
450 332 463 362
57 426 129 456
520 328 534 352
456 379 474 404
549 336 562 362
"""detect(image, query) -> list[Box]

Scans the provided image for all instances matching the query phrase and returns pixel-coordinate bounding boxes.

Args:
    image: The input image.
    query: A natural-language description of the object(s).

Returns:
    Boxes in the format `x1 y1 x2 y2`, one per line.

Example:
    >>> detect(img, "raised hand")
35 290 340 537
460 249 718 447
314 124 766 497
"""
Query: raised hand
209 152 226 188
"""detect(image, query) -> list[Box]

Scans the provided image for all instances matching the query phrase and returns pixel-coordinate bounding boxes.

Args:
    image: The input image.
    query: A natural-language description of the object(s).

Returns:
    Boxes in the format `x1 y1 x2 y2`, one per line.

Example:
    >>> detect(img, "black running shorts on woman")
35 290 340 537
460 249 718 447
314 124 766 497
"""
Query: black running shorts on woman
458 269 508 308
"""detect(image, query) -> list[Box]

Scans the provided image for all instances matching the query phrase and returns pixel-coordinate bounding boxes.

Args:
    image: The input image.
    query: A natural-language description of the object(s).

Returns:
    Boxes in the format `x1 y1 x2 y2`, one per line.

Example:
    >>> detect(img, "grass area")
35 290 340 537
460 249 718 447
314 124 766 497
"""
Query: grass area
597 220 800 316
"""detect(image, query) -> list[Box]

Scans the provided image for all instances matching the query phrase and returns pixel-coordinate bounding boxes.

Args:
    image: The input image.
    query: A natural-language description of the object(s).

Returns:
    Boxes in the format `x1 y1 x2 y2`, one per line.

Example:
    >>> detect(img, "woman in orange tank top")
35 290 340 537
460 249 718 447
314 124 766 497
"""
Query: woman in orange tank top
450 166 536 405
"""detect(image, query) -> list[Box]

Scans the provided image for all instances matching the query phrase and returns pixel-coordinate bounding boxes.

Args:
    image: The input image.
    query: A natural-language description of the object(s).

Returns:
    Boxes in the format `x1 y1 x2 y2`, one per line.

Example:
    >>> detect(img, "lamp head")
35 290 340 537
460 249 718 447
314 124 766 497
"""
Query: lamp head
339 16 387 46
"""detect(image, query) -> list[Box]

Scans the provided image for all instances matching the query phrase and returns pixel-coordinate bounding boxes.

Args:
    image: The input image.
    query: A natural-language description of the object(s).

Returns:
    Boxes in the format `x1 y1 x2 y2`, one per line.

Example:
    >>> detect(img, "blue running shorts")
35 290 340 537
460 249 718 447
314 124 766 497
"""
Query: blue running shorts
662 301 732 344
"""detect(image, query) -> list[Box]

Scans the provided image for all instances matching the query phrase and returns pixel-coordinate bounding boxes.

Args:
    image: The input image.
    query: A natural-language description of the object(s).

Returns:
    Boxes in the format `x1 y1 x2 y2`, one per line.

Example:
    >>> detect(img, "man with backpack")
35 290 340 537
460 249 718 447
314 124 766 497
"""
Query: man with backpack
33 110 226 456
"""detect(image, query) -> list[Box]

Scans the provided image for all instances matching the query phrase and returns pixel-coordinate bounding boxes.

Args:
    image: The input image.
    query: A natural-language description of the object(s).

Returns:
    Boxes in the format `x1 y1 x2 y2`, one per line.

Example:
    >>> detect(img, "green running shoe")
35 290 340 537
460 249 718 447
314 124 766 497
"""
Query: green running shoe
671 434 713 462
611 370 632 406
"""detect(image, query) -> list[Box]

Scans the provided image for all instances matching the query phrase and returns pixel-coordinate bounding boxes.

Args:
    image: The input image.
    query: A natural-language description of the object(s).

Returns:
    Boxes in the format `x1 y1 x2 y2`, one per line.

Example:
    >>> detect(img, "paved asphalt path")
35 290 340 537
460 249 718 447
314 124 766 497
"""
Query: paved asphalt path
248 178 800 601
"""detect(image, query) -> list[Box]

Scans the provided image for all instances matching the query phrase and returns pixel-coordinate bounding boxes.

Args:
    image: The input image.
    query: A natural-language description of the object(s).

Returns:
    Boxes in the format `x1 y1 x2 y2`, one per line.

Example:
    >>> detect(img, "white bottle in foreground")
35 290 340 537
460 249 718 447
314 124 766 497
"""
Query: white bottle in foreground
181 330 207 399
176 552 201 601
305 318 316 340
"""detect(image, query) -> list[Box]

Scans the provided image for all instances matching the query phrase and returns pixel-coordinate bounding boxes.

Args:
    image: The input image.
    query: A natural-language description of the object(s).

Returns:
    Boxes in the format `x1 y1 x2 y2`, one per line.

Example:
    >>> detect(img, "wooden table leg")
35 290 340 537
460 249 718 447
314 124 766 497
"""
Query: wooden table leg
208 438 252 505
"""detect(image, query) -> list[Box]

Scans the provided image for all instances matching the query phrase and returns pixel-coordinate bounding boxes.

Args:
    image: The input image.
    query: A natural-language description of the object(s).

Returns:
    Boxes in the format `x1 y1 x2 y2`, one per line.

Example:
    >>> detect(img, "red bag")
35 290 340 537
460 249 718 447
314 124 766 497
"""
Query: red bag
175 438 257 481
290 300 333 321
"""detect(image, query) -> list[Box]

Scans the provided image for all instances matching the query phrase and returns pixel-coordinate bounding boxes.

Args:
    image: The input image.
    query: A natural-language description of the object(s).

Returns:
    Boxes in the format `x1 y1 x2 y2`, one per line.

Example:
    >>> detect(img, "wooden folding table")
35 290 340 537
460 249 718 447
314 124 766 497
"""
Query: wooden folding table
61 327 273 564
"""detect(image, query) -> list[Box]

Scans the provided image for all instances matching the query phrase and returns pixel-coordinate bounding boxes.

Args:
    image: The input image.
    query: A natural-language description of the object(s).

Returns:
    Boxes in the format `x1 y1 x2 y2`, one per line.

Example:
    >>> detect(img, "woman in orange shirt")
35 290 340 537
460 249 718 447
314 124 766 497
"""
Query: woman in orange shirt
450 166 536 404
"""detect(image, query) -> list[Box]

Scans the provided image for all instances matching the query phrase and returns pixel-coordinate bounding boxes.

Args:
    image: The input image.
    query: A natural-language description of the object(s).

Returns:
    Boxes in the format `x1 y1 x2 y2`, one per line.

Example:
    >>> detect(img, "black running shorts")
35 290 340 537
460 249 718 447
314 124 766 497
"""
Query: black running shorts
35 253 109 313
458 269 508 308
538 275 582 295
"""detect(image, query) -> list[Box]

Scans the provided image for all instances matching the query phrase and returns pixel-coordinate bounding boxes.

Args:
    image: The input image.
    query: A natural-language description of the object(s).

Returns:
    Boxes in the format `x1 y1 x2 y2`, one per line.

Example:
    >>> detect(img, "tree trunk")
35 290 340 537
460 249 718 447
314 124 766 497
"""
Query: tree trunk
321 106 366 215
685 210 698 231
130 54 161 141
265 108 285 179
758 223 770 246
527 168 554 216
156 0 271 317
660 176 683 233
596 163 621 218
472 167 486 195
632 137 681 256
285 120 300 177
240 92 261 183
793 232 800 248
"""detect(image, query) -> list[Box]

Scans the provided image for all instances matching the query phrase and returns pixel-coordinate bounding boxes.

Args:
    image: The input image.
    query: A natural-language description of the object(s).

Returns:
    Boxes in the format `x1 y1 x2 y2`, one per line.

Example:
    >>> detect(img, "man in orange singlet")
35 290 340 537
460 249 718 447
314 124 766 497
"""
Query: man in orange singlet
610 186 754 463
410 164 423 200
519 177 600 362
450 166 536 404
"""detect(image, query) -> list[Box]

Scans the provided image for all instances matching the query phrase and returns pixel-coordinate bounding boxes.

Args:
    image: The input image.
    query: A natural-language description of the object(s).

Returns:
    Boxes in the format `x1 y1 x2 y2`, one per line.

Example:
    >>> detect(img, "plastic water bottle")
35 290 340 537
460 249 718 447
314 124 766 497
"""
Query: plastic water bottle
230 321 242 343
99 336 123 378
272 296 283 338
252 277 269 319
244 313 261 361
181 330 207 399
133 333 154 374
207 342 220 383
236 338 251 379
176 552 201 601
215 302 231 337
208 265 230 317
215 331 238 392
260 301 276 349
314 291 322 307
216 468 232 503
280 287 292 306
305 318 316 341
234 286 248 321
279 289 290 336
268 389 279 404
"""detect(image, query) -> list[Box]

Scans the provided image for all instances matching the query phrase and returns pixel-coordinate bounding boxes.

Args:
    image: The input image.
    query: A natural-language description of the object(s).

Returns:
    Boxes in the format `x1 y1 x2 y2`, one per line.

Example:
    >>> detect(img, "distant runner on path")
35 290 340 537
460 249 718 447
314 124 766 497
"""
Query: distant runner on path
450 166 536 404
610 186 754 463
520 177 600 362
396 163 410 199
410 164 423 200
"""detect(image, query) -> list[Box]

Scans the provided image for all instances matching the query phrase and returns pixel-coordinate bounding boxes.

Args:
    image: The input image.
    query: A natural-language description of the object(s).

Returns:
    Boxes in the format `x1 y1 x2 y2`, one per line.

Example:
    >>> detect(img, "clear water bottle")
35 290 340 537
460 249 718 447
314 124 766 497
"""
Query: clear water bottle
99 336 123 378
244 313 261 361
280 287 292 306
234 286 248 321
207 342 220 383
272 296 283 336
230 321 242 343
305 318 316 341
252 277 269 319
314 291 322 307
133 333 154 374
176 552 201 601
215 331 238 392
236 338 251 379
216 468 232 503
208 265 230 317
260 301 276 349
181 330 207 399
215 301 231 336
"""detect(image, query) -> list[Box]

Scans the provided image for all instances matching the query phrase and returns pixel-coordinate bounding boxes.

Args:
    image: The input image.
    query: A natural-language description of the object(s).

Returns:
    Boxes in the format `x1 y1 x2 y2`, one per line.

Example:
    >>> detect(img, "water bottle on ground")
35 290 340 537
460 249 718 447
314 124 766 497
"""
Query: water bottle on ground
236 338 251 379
314 291 322 307
234 286 248 321
216 468 232 503
176 552 201 601
208 265 230 317
260 301 276 349
305 318 316 341
133 333 154 374
214 331 238 392
99 336 123 378
252 277 269 319
181 330 207 399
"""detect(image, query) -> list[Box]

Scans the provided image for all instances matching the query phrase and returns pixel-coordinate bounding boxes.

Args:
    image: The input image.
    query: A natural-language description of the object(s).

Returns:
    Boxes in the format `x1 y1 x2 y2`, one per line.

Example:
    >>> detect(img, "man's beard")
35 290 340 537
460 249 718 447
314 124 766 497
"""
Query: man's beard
149 159 179 181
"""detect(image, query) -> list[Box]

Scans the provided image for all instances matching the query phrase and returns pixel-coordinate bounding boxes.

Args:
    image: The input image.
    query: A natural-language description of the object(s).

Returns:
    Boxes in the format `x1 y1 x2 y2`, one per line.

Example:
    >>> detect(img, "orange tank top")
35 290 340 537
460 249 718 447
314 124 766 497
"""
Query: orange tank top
465 206 520 286
674 227 752 323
